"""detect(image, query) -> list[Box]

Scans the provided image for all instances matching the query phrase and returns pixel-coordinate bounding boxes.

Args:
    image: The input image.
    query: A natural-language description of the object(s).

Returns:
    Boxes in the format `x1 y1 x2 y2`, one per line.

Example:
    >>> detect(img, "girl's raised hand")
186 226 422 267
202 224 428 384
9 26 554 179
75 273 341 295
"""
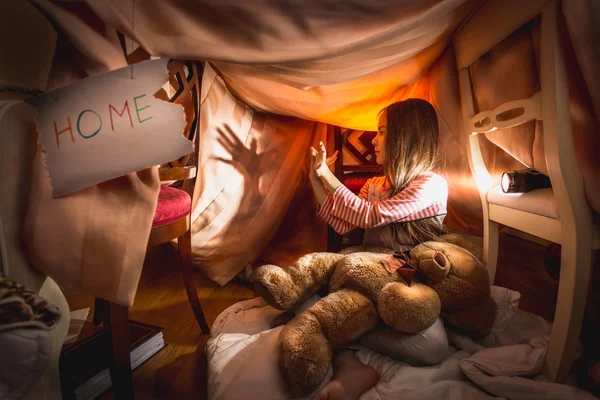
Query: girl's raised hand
314 141 336 177
309 142 338 178
309 146 318 180
326 150 339 168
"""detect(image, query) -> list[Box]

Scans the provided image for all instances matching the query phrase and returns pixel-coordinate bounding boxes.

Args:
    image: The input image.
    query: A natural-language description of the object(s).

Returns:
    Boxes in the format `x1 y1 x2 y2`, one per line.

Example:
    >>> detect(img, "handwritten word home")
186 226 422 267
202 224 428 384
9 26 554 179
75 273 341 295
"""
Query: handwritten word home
52 94 152 148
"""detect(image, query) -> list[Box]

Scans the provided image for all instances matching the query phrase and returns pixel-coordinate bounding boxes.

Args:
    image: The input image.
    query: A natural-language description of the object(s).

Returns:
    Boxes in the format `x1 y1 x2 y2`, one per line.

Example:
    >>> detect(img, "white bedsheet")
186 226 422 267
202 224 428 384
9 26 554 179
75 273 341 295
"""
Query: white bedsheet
205 287 598 400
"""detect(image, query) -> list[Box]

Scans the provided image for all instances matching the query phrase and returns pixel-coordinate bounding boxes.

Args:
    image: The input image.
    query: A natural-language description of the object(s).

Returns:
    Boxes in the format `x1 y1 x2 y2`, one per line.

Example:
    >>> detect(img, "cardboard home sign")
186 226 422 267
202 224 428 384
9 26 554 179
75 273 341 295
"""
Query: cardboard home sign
26 58 192 198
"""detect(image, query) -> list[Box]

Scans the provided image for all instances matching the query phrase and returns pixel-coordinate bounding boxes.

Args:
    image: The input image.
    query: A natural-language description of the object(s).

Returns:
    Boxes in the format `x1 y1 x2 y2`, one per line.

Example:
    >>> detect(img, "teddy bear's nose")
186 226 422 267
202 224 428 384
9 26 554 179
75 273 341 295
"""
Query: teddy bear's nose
434 252 446 268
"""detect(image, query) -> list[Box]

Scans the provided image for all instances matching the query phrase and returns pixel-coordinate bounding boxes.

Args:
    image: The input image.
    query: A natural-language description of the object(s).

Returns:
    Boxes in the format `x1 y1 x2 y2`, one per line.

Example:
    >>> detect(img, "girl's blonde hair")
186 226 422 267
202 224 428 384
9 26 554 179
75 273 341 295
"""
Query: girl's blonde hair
382 98 446 244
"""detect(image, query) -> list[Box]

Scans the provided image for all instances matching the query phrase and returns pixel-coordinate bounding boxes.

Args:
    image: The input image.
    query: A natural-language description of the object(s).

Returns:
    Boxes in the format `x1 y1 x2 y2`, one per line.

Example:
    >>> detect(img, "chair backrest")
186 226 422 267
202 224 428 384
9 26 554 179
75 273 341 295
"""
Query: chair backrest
164 60 203 171
328 126 382 251
333 127 381 191
334 126 381 176
334 127 379 173
163 60 203 201
115 34 203 197
454 0 593 238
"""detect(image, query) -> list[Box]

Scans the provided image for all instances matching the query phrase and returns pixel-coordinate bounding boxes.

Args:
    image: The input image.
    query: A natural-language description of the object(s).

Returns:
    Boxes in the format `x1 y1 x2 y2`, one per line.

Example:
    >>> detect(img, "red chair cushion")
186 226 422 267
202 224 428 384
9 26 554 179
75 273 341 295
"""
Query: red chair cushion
152 186 191 227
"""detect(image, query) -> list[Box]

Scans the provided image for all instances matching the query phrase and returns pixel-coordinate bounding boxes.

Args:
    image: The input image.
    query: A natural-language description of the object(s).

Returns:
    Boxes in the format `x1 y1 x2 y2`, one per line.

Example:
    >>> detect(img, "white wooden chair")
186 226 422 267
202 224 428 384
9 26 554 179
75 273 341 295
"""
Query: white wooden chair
454 0 600 383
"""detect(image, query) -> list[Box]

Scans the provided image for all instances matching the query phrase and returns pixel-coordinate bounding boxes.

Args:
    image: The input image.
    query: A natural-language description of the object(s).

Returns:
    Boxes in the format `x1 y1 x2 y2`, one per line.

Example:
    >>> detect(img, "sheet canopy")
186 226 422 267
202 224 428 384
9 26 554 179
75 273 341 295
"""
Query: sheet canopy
34 0 480 131
30 0 600 202
30 0 598 131
6 0 599 291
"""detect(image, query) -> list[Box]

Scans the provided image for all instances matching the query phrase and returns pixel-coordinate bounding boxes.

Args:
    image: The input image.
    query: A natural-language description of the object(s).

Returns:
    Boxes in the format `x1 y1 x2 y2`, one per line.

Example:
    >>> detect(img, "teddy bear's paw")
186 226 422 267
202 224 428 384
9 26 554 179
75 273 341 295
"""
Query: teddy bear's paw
378 282 441 334
280 324 332 397
251 265 298 310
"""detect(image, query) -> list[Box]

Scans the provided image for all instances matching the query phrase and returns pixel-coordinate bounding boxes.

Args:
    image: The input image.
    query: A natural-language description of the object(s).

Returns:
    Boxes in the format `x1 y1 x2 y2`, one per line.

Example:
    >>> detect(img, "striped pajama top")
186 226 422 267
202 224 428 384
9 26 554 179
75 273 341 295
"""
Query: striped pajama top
317 173 448 251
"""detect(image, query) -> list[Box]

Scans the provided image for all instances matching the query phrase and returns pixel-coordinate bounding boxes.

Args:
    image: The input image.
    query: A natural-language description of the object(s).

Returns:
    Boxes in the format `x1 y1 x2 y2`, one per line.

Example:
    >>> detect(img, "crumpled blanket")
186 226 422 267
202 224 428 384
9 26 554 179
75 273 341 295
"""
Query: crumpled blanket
205 286 599 400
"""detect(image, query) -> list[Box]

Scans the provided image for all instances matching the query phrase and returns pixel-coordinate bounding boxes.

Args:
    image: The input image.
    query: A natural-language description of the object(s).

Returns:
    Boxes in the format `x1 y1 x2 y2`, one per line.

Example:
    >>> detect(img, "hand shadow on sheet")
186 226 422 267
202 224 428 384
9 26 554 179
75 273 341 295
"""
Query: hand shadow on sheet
212 124 281 229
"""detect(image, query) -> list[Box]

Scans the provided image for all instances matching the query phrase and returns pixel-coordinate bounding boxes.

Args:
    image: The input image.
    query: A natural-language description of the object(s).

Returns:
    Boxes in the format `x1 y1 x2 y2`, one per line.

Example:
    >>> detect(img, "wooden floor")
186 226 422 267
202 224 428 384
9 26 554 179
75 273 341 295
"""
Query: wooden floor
64 243 257 400
63 231 597 399
493 232 559 322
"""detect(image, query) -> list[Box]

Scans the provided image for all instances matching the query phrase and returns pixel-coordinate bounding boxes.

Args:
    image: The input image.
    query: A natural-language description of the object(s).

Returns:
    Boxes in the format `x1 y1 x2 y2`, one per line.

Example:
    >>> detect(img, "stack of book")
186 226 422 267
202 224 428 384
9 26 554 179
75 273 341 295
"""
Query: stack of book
60 320 165 399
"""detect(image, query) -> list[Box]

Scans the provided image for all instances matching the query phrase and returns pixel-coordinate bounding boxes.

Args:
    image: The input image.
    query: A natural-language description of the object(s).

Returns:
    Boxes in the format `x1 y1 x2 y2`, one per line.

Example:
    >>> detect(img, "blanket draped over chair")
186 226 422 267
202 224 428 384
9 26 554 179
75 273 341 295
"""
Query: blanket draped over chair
16 0 599 303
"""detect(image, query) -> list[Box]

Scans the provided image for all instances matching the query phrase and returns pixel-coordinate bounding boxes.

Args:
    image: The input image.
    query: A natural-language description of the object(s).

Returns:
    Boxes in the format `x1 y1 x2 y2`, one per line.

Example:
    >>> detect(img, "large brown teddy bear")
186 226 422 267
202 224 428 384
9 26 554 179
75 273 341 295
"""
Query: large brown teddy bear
250 236 497 396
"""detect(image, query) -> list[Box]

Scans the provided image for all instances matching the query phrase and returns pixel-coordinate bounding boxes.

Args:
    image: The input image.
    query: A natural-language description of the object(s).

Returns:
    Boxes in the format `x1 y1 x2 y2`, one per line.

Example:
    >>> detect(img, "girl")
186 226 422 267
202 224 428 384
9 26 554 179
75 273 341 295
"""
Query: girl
309 98 450 400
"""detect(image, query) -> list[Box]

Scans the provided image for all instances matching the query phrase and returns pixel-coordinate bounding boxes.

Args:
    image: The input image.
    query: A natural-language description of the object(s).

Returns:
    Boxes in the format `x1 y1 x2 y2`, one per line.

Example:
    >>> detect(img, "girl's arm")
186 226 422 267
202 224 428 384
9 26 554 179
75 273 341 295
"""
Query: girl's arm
313 141 343 195
310 142 376 234
309 145 354 233
321 170 448 229
309 145 338 205
318 164 343 195
316 180 371 234
309 173 329 205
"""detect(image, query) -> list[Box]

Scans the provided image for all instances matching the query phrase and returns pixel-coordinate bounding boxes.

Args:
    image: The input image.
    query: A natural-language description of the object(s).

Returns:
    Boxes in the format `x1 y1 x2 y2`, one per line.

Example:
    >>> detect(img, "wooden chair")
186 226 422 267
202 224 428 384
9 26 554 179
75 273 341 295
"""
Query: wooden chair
92 60 209 399
454 0 600 383
328 127 380 252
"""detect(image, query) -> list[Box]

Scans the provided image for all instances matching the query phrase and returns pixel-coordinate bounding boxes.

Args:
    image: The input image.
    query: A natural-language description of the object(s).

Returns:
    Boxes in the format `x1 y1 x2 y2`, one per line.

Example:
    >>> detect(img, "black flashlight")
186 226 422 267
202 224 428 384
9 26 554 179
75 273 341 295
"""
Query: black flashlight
501 169 551 193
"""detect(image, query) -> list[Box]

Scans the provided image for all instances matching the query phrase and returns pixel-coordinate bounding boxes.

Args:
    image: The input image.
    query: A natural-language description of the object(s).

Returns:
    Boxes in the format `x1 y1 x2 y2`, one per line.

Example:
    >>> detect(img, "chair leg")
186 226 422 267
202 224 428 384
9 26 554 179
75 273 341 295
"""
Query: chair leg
103 301 134 400
544 240 593 382
483 220 500 285
178 228 210 334
93 297 105 326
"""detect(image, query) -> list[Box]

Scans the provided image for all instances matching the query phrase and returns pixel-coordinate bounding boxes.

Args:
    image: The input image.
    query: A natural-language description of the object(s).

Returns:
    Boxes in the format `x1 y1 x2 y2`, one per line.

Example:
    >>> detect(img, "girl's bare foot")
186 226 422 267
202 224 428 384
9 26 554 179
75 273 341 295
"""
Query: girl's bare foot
311 350 379 400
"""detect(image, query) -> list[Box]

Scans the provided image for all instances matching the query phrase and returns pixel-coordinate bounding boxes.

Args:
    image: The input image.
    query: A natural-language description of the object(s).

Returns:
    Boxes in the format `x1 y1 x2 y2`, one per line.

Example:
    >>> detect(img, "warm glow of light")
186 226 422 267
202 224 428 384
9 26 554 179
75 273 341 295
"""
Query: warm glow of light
473 168 494 194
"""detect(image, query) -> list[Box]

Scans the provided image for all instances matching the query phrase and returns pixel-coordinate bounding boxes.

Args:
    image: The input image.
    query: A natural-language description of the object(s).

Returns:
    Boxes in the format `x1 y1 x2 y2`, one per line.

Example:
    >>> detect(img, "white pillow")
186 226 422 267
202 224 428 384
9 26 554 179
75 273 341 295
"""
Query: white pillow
359 319 450 366
206 327 332 400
